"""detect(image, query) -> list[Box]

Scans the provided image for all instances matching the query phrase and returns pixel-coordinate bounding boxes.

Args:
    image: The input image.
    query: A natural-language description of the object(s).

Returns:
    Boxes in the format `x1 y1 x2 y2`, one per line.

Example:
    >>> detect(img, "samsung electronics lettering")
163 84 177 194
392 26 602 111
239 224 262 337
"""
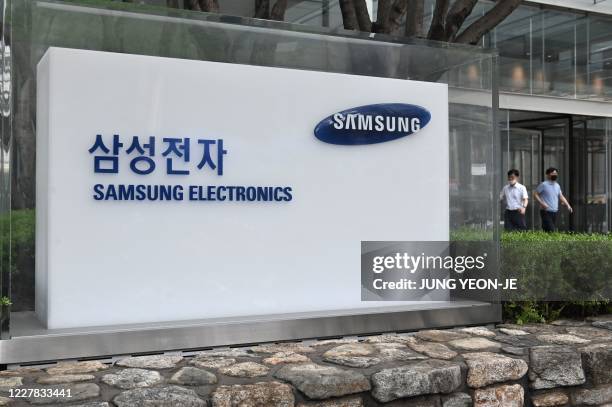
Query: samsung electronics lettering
88 134 293 202
36 48 449 329
314 103 431 145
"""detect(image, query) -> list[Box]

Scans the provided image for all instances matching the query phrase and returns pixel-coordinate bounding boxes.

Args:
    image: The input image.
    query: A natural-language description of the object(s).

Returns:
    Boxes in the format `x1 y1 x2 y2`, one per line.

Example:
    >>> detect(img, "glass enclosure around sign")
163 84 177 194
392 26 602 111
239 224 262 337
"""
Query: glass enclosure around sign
0 0 498 341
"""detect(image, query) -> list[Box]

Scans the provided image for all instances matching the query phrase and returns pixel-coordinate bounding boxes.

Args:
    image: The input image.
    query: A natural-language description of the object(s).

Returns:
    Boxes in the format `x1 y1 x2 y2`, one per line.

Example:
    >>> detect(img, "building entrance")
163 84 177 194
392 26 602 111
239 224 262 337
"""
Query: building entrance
502 110 611 233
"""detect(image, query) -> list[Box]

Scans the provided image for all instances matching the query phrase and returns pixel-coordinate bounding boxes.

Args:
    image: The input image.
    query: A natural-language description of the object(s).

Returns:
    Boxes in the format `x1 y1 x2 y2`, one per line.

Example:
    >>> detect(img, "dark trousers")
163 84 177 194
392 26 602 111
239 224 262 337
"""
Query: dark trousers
504 209 527 231
540 210 557 232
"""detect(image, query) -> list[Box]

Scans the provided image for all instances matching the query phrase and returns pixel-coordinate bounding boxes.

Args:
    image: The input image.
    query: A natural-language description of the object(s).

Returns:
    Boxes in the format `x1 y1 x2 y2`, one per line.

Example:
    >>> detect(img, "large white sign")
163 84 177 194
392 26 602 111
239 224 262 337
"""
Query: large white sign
36 47 449 329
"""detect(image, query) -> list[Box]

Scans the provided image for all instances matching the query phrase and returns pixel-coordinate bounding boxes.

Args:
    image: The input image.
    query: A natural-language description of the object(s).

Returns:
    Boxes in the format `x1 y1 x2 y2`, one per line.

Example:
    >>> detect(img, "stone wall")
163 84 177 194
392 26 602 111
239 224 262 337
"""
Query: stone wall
0 317 611 406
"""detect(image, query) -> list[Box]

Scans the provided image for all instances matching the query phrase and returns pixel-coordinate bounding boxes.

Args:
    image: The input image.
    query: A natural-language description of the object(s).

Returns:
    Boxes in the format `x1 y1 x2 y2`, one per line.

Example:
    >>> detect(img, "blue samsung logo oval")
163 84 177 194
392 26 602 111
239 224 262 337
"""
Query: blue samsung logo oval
314 103 431 145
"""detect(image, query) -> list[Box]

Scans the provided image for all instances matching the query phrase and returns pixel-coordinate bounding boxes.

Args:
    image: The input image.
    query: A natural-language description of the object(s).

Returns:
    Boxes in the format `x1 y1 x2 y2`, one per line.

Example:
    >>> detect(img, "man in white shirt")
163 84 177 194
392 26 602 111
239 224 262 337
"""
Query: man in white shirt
500 169 529 231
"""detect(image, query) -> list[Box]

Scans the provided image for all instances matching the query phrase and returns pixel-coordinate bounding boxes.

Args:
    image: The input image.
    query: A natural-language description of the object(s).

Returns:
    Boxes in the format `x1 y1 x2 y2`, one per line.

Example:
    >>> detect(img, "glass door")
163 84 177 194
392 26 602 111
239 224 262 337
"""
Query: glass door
541 121 571 230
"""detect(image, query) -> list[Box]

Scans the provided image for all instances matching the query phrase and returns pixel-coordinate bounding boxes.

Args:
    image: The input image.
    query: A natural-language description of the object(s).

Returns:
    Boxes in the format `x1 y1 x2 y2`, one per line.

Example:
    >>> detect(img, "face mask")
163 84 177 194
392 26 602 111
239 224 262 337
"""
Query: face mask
550 175 558 181
508 180 517 185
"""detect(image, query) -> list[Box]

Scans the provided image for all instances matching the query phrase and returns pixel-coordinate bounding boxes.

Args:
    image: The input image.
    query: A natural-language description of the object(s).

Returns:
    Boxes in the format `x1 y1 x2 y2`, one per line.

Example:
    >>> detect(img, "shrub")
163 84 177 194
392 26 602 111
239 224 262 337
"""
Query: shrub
502 231 611 303
0 209 35 274
452 228 612 323
505 231 612 323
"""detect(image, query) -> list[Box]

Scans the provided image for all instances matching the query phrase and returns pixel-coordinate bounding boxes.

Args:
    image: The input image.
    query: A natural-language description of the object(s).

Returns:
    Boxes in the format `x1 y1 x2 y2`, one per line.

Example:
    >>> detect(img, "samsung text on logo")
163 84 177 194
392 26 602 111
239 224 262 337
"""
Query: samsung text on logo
332 113 421 133
314 103 431 145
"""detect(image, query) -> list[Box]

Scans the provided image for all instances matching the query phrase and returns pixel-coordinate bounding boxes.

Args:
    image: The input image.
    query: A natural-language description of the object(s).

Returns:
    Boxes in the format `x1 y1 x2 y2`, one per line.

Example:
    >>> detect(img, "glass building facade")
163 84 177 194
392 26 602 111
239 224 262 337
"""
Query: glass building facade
476 1 612 232
471 1 612 100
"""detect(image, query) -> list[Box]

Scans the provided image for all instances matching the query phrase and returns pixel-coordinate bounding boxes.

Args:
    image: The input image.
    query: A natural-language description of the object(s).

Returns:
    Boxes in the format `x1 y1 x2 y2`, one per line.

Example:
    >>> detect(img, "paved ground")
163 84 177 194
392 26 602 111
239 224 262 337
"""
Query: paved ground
0 316 611 406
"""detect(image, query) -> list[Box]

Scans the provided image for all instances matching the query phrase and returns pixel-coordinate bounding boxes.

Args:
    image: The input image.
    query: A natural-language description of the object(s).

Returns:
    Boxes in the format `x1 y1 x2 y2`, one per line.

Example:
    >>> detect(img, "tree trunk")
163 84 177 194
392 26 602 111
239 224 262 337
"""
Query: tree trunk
271 0 288 21
339 0 359 30
389 0 409 36
373 0 392 33
354 0 372 32
444 0 478 41
185 0 202 11
254 0 270 19
199 0 220 13
454 0 521 44
404 0 424 37
427 0 449 40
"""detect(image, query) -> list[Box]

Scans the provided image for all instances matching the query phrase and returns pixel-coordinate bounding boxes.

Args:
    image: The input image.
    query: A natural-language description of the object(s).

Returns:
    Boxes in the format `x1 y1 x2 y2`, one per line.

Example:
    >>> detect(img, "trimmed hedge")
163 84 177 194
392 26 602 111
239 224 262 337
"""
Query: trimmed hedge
452 228 612 323
501 231 611 323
